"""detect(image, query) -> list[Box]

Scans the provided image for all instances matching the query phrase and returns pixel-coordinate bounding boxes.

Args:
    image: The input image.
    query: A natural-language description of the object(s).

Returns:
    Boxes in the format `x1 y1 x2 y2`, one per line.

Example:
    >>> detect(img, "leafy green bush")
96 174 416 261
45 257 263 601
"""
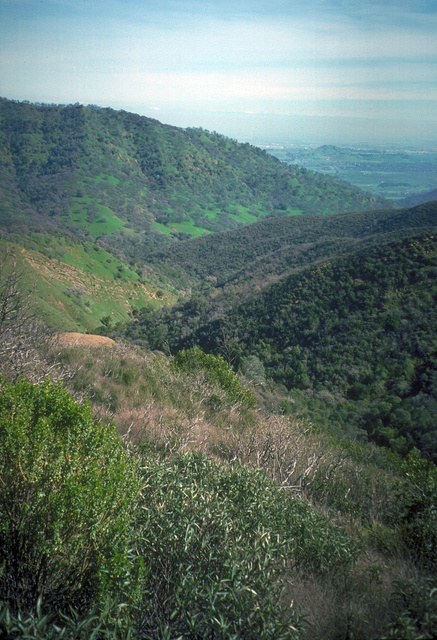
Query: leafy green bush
135 451 357 639
0 377 141 616
0 598 135 640
394 452 437 571
241 354 266 386
172 346 256 407
380 579 437 640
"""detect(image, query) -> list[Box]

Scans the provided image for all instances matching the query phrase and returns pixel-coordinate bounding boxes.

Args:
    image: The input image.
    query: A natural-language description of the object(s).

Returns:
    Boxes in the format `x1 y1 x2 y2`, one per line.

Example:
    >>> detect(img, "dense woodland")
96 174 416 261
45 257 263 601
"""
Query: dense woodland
122 202 437 461
0 99 436 639
148 201 436 286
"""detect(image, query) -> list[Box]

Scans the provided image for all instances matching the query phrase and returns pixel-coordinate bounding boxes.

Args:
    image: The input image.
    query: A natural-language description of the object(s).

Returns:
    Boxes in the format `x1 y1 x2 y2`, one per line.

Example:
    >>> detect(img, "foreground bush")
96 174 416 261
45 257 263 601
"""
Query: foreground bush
2 370 434 639
0 598 135 640
136 451 358 639
379 578 437 640
0 377 141 617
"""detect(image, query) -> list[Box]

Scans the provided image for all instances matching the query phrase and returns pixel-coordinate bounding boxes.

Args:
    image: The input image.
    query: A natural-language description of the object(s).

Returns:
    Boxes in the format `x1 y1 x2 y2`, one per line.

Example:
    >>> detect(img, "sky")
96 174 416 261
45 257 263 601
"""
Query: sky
1 0 437 146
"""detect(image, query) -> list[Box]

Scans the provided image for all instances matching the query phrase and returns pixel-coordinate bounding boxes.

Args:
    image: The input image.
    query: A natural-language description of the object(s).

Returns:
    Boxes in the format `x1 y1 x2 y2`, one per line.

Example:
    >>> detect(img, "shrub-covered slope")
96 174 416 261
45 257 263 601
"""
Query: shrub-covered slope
1 340 436 640
0 98 392 256
201 233 437 458
400 188 437 207
124 203 437 460
150 201 437 288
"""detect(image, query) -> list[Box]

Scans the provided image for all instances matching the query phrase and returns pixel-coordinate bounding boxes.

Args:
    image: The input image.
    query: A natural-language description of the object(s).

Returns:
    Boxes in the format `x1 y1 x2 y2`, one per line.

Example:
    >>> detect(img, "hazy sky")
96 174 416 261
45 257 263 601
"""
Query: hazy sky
1 0 436 145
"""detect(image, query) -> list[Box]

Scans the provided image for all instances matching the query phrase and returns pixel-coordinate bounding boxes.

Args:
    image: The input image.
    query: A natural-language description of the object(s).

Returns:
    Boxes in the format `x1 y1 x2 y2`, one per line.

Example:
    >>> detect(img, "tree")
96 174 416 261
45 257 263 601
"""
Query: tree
241 354 266 386
172 346 255 407
217 320 241 366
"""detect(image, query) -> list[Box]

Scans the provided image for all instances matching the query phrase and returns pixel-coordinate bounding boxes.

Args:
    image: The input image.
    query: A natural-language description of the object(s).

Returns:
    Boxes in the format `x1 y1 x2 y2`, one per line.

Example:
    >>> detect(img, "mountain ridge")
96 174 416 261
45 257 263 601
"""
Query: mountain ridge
123 202 437 460
0 97 394 258
150 201 436 288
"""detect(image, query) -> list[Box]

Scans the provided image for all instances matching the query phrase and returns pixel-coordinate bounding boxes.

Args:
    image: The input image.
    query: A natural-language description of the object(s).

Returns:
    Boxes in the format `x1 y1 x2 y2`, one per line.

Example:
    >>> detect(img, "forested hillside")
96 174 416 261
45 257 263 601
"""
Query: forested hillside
0 98 392 259
400 187 437 207
1 98 435 460
1 306 436 640
123 202 437 460
150 201 436 289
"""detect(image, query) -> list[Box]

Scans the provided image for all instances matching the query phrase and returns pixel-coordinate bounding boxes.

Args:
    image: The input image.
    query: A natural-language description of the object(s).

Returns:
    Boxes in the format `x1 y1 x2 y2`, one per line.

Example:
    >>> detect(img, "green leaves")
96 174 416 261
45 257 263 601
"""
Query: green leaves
135 451 356 639
395 452 437 570
0 377 141 615
172 346 256 407
0 597 136 640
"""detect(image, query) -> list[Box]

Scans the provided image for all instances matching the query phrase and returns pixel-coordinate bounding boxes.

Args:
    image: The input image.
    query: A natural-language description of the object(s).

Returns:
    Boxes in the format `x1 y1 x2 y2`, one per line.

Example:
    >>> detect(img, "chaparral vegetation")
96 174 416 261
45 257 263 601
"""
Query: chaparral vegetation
0 99 436 639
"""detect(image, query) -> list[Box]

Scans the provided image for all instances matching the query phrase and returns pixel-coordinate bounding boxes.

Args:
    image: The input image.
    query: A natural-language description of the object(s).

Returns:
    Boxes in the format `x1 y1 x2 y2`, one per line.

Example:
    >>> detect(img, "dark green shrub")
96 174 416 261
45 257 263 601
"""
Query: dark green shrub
0 377 141 616
0 598 136 640
135 451 357 639
241 354 266 386
394 452 437 570
380 579 437 640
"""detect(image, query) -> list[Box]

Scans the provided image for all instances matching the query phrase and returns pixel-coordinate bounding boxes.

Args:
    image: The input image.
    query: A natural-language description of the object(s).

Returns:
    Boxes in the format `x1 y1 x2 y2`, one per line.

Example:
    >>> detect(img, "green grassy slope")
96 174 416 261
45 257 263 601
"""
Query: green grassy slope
0 237 175 332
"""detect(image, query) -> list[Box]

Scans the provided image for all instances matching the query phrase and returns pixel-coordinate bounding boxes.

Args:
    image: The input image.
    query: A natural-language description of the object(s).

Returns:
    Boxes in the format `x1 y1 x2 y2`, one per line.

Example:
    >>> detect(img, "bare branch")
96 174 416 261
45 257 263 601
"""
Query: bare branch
0 249 34 340
0 248 68 384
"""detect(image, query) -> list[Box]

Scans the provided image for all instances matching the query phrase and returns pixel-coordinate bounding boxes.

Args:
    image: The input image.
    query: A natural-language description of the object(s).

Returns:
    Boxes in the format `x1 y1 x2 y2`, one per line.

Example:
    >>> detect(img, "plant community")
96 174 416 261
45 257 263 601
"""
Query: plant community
0 98 436 639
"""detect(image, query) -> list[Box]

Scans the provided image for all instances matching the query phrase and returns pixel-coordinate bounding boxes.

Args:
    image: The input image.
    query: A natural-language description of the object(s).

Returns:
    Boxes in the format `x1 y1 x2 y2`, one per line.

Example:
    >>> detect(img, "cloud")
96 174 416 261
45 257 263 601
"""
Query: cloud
0 0 436 144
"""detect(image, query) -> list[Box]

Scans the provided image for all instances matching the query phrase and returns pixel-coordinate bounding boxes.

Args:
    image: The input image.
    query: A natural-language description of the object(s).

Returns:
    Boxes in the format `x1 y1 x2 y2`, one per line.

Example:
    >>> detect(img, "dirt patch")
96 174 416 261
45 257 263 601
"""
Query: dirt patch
57 332 116 347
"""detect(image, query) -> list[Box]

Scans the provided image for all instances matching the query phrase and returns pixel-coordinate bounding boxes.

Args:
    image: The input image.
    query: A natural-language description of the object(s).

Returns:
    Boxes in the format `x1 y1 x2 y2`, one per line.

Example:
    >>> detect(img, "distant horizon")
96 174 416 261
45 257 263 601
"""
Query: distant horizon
4 95 437 151
1 1 436 150
128 105 437 149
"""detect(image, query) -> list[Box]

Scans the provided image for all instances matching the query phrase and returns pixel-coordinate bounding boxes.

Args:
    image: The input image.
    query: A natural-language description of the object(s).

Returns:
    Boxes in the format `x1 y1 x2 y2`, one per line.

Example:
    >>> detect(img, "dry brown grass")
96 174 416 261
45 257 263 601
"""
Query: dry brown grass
39 338 433 640
56 332 116 347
